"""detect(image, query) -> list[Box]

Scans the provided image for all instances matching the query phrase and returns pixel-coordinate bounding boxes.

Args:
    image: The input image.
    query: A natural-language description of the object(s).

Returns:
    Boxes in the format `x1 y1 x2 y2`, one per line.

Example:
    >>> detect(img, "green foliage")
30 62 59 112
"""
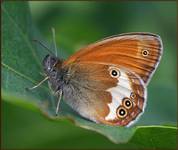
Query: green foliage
2 1 177 149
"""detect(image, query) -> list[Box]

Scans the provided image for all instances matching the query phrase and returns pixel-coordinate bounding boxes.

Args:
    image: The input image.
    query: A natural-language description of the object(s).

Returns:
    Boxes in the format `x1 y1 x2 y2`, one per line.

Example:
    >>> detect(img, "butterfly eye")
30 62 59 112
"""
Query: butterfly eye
109 68 120 78
123 98 132 109
142 49 149 57
116 106 127 118
50 69 57 78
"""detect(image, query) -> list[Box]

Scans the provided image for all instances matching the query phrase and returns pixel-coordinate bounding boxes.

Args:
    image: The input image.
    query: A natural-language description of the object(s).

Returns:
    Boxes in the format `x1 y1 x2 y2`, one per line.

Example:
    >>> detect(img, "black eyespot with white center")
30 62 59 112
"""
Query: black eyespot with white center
142 49 149 57
119 109 125 115
112 70 118 76
130 92 136 99
116 106 127 118
123 98 132 109
125 100 131 107
109 67 120 78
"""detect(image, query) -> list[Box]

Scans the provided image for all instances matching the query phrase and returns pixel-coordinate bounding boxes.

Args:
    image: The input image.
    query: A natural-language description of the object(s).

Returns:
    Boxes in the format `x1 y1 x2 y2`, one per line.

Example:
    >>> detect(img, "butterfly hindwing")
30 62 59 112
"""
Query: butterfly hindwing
62 62 146 126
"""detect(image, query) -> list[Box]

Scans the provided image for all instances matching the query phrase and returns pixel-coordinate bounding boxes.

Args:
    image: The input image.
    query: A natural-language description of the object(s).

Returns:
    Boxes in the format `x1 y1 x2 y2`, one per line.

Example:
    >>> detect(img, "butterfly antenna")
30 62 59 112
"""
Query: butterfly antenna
32 39 55 56
51 27 58 57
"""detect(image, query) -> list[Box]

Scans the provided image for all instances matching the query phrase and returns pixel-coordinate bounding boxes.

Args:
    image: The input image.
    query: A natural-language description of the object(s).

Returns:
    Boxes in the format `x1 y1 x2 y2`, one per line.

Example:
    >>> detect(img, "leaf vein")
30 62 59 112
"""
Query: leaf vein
2 6 41 68
2 62 49 92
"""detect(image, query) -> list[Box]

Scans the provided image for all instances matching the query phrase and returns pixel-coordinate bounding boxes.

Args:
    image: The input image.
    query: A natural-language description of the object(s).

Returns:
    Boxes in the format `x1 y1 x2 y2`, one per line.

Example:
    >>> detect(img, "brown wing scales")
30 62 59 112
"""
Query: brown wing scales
63 33 163 85
63 62 146 126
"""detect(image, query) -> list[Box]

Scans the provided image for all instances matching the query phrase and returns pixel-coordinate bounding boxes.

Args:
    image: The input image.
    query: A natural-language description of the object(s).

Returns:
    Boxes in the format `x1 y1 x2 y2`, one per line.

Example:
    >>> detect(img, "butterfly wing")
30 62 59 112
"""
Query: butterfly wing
62 63 146 126
63 33 163 85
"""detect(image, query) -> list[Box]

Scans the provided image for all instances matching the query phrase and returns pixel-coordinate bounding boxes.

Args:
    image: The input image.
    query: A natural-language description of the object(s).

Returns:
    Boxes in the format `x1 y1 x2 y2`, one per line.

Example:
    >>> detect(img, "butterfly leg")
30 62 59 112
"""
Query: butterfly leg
26 76 49 91
55 90 62 116
39 72 46 76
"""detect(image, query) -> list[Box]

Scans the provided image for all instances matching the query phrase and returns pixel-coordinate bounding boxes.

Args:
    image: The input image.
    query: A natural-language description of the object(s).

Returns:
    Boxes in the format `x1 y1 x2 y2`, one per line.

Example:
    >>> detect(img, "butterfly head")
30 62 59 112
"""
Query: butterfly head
43 54 58 72
43 54 62 81
43 54 69 91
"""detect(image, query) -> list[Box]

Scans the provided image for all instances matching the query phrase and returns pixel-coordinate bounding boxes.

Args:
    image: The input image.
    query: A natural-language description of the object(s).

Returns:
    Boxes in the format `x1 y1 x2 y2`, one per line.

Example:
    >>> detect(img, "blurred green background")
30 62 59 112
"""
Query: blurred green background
3 1 177 149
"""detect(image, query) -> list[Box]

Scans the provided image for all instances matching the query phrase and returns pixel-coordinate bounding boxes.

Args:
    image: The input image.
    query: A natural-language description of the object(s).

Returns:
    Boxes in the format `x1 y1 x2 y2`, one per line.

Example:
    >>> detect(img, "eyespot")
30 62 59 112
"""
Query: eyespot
130 92 136 99
142 49 149 57
116 106 127 118
109 67 120 78
123 98 132 109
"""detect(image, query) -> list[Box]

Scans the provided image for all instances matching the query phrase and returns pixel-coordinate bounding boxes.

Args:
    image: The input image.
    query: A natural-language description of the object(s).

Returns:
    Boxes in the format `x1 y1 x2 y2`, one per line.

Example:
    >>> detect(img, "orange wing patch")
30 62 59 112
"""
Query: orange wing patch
63 33 163 85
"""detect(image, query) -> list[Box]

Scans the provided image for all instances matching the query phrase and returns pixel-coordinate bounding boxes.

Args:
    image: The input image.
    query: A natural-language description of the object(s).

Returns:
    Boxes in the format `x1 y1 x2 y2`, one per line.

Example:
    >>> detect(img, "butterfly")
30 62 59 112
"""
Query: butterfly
28 32 163 127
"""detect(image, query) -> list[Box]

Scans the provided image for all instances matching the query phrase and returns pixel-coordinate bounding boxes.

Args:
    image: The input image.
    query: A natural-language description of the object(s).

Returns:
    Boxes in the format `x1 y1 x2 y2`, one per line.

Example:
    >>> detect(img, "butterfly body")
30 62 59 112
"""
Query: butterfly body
42 32 163 127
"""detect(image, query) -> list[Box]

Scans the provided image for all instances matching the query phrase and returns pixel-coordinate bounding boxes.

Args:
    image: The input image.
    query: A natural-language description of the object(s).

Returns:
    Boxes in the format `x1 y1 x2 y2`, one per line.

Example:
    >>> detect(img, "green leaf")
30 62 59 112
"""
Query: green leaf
2 1 177 148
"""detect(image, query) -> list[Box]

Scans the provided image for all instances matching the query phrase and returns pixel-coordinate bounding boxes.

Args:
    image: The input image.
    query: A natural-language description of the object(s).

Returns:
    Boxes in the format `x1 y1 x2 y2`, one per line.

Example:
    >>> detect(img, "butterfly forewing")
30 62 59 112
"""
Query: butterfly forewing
63 33 163 85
